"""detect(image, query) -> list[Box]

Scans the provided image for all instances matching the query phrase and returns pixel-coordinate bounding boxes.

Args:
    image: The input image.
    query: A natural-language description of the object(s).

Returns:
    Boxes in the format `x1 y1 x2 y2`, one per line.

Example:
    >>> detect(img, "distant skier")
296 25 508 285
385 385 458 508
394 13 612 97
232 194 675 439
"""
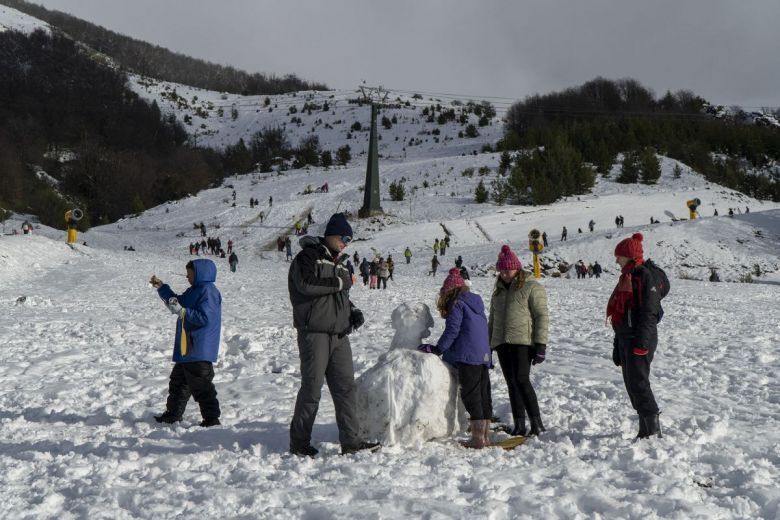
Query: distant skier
150 259 222 427
387 255 395 281
429 255 441 276
228 251 238 273
359 258 370 286
285 237 293 261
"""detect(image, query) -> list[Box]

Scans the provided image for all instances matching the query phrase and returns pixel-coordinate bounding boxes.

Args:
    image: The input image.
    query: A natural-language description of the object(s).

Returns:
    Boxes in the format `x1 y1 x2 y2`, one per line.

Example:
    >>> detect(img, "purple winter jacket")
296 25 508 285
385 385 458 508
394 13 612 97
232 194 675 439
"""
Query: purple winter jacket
436 291 492 367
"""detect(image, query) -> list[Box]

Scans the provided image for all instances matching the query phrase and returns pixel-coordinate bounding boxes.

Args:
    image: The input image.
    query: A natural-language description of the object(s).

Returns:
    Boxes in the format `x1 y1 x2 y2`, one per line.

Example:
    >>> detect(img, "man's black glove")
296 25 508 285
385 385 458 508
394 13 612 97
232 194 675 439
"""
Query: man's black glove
349 308 365 330
612 337 621 367
338 270 353 291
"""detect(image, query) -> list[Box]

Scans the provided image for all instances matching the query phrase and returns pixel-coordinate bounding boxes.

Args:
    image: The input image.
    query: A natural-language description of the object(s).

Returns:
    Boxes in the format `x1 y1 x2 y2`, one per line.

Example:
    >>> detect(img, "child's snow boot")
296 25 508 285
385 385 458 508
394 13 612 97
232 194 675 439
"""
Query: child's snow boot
462 420 488 449
638 414 662 439
154 412 182 424
200 417 221 427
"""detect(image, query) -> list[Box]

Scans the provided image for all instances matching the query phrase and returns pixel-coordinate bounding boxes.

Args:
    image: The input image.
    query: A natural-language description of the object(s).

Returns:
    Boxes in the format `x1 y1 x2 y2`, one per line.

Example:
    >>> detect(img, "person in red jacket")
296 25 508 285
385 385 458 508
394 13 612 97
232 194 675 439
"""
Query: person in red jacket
607 233 663 439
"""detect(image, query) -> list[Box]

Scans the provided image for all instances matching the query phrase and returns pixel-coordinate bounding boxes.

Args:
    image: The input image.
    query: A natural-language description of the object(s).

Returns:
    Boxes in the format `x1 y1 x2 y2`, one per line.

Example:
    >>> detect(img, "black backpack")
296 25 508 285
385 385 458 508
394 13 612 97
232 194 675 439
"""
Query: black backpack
643 259 670 321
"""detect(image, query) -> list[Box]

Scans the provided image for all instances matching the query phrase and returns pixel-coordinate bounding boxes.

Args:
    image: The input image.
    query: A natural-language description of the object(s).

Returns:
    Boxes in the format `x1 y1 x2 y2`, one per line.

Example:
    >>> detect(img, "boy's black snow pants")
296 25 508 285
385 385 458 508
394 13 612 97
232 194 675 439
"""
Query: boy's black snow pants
616 335 659 417
166 361 220 420
496 344 540 420
457 363 493 421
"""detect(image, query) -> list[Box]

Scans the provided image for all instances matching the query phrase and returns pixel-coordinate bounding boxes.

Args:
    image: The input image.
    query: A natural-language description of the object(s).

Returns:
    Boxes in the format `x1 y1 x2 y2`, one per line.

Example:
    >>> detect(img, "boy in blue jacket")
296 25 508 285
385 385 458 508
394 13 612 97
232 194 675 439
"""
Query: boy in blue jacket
150 259 222 427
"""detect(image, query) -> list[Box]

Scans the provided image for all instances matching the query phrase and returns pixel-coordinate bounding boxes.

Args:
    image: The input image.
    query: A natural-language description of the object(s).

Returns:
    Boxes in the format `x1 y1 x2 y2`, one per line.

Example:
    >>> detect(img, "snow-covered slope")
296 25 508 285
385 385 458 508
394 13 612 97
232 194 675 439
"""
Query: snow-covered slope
0 4 50 34
127 74 504 156
2 147 780 517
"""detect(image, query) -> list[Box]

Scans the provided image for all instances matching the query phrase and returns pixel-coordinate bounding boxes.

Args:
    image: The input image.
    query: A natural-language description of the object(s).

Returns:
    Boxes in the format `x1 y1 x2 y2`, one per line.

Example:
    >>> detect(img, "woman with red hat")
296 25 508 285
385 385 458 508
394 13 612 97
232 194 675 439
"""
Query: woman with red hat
607 232 663 439
422 268 493 448
488 245 549 437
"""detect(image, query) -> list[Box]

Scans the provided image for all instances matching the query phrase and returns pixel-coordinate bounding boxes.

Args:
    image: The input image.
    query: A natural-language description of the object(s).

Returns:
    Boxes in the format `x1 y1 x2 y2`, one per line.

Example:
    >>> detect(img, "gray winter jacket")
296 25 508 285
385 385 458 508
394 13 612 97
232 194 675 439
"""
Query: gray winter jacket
288 236 352 334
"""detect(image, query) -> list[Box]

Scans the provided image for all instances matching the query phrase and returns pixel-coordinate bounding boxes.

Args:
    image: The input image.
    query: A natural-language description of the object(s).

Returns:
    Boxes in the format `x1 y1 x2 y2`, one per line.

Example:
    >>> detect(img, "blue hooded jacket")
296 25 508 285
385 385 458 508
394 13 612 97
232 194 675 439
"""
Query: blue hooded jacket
157 259 222 363
436 291 492 367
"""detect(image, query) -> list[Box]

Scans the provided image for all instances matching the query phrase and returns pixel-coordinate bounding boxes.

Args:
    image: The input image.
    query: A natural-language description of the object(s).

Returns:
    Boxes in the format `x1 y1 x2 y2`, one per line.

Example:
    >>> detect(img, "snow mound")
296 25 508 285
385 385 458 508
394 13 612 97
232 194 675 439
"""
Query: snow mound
356 302 466 445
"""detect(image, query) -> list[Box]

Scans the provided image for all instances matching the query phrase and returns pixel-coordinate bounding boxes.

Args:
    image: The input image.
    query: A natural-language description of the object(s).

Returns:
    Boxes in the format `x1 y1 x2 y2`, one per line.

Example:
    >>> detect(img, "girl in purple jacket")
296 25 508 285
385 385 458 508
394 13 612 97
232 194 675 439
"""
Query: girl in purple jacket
432 268 493 448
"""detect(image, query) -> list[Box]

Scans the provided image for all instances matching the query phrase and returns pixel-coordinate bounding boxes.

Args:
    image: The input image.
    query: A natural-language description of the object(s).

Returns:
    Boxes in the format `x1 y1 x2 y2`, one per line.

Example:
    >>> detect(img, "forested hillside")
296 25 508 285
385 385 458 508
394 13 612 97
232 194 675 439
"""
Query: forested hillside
0 0 327 95
498 78 780 204
0 29 226 227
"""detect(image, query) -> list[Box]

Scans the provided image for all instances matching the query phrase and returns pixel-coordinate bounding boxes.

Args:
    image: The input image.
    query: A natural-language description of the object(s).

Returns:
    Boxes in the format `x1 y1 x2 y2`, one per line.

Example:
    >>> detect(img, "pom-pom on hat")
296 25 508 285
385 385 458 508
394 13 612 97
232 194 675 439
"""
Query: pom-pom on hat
496 245 522 271
440 267 466 294
324 213 353 239
614 233 644 262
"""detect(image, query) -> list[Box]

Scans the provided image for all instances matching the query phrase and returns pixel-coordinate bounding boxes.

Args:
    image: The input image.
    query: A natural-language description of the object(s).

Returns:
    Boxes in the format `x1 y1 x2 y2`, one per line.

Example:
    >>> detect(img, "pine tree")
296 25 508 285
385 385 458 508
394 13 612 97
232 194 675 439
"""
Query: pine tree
474 179 489 203
320 150 333 169
639 148 661 184
498 150 512 175
618 151 640 183
336 145 351 166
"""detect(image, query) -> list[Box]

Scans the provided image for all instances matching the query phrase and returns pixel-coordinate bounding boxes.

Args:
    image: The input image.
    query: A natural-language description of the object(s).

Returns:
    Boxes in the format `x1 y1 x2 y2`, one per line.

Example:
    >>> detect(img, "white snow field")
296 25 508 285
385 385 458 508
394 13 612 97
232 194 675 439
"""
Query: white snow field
2 156 780 518
2 5 780 517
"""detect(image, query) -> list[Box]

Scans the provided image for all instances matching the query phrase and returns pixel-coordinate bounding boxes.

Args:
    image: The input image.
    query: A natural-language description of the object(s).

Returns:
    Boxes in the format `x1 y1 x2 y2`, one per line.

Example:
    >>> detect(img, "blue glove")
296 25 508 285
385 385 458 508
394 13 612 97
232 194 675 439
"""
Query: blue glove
417 343 441 355
166 298 186 319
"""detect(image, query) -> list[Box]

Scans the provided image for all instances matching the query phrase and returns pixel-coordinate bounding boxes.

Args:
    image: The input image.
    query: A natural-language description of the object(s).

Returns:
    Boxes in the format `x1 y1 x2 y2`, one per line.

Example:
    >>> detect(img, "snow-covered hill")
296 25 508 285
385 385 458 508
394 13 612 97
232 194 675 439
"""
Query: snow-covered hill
0 4 49 34
3 144 780 518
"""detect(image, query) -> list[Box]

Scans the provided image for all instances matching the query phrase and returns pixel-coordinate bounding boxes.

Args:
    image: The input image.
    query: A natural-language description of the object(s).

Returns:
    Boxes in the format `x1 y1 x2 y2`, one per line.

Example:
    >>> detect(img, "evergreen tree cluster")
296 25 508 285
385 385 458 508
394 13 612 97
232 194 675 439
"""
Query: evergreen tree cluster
0 29 227 228
2 0 327 95
502 77 780 201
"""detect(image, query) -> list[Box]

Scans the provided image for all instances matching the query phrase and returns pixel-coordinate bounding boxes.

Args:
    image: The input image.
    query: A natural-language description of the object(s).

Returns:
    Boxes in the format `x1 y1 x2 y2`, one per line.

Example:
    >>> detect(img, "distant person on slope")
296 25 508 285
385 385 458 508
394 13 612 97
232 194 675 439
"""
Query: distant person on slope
561 227 567 241
287 213 378 457
420 268 493 448
488 245 549 437
150 259 222 427
228 251 238 273
359 257 370 286
607 233 663 440
429 255 441 276
404 247 412 264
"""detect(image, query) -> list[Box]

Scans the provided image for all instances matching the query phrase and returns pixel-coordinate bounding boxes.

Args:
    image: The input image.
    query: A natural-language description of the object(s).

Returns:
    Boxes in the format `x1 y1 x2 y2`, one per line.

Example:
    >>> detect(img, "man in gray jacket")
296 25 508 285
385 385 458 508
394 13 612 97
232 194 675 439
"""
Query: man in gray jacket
288 213 379 457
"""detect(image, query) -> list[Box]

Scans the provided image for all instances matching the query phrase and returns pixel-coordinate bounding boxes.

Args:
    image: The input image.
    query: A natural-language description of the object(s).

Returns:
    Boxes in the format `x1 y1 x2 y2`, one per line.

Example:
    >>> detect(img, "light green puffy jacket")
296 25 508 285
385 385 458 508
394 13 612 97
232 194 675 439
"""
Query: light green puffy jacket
488 277 549 348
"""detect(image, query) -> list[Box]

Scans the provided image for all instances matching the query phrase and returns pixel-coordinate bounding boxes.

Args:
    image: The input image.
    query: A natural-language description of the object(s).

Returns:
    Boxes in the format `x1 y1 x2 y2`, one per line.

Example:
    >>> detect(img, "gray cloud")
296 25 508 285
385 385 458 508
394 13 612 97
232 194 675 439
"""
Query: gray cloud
32 0 780 107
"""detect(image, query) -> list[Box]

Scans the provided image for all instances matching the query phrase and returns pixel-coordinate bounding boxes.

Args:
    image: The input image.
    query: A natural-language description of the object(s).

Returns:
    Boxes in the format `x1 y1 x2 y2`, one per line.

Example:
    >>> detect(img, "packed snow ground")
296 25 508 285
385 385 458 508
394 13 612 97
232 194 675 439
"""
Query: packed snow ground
2 161 780 518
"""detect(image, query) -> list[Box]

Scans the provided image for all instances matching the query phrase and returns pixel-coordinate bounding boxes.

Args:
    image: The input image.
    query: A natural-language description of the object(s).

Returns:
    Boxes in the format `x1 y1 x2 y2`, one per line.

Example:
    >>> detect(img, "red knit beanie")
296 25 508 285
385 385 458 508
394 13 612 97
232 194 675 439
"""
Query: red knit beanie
614 233 644 262
496 245 522 271
440 267 465 294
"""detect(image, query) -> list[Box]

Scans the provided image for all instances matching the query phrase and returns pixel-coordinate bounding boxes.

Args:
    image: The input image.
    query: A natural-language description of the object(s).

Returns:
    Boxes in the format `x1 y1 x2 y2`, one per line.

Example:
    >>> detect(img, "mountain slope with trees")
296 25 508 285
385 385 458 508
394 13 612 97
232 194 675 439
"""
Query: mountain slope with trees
500 77 780 204
0 0 327 95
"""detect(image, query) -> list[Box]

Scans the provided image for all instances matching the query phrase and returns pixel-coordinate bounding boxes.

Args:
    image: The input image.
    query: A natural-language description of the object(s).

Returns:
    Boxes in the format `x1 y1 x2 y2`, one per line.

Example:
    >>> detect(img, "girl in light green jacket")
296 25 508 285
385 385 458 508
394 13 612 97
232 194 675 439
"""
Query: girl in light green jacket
488 245 549 436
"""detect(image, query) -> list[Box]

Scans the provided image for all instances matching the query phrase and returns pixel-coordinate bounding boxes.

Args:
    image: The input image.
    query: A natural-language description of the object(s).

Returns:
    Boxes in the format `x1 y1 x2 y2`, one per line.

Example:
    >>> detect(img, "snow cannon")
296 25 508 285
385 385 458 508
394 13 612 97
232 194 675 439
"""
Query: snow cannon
686 198 701 220
528 229 543 279
64 208 83 244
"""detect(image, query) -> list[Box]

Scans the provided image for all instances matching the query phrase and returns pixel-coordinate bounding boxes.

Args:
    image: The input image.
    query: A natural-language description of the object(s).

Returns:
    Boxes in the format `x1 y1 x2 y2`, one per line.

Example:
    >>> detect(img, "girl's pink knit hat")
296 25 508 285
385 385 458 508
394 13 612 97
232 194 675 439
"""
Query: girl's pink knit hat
496 245 522 271
440 268 465 294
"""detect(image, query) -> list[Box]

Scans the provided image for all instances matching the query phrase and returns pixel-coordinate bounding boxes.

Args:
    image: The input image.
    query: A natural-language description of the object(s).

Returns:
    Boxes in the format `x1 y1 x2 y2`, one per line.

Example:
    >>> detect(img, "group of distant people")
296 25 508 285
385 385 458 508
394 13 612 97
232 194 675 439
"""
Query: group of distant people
573 260 602 279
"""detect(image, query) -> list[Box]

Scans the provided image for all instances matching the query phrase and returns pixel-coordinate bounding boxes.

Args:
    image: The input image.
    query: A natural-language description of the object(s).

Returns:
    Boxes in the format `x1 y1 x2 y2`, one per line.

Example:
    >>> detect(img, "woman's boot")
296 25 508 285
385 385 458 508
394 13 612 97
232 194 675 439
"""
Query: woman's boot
529 416 546 436
511 415 527 437
482 419 493 446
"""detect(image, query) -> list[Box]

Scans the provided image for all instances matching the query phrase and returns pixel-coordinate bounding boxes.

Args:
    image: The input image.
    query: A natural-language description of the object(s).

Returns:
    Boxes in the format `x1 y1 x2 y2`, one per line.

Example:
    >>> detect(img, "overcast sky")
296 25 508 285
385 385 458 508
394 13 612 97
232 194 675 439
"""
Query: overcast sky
31 0 780 108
